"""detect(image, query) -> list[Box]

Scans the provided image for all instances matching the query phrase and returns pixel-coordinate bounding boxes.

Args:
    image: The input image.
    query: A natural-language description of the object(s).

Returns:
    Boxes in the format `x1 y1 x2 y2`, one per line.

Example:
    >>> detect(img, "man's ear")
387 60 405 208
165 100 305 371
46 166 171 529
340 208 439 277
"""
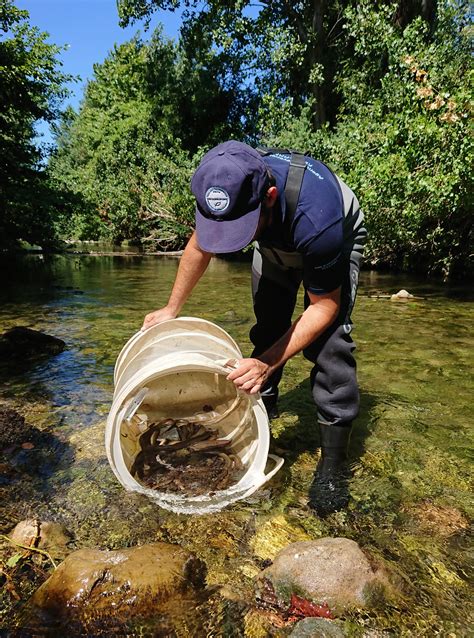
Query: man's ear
265 186 278 208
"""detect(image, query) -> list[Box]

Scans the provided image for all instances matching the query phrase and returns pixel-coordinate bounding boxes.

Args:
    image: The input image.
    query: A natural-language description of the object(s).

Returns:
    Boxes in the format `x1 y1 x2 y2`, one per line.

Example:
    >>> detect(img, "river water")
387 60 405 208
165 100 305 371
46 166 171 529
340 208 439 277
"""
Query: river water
0 253 472 636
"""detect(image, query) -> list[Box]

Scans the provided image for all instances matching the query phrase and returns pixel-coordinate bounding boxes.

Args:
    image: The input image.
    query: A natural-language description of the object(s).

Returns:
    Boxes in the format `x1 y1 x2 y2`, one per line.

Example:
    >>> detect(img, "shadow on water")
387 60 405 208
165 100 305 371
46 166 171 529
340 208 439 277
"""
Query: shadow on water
0 404 74 533
267 377 377 520
271 377 376 465
0 345 76 510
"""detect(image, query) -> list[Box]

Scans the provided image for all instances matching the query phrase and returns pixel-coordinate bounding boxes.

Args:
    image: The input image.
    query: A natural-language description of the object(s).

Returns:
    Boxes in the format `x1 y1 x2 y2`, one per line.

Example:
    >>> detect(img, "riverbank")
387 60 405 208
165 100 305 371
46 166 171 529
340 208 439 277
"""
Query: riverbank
3 241 474 280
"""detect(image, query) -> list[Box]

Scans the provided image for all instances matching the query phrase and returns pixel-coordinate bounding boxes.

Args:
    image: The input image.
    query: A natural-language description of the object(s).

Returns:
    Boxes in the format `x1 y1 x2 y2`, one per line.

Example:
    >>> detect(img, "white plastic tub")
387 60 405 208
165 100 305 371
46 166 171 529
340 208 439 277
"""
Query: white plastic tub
105 317 283 514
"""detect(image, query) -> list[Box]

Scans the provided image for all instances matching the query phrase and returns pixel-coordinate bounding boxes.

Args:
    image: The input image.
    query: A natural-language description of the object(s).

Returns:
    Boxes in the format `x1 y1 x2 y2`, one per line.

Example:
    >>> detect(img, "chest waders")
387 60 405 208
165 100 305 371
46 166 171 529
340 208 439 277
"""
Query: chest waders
251 148 367 515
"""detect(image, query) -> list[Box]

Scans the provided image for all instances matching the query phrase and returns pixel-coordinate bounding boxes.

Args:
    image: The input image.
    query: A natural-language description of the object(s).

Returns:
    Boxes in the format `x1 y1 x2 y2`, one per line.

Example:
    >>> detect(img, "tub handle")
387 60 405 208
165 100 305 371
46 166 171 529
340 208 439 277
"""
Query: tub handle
256 453 284 488
215 358 239 370
123 387 149 421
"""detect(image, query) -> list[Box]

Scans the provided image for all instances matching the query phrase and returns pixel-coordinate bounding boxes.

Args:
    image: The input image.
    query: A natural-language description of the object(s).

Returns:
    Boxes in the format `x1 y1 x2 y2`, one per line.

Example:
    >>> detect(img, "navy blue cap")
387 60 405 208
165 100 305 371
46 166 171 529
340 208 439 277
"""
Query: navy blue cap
191 140 269 253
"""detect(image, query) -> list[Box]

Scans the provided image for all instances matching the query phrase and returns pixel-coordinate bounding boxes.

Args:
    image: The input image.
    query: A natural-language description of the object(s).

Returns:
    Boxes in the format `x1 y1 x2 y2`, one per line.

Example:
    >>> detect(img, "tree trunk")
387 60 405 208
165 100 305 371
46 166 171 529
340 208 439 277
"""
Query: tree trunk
393 0 437 30
309 0 326 128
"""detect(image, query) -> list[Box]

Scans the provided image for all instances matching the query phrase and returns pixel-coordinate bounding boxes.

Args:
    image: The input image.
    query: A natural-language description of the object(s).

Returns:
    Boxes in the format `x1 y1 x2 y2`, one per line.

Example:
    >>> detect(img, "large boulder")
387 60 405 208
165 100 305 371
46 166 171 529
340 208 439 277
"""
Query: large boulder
256 538 387 616
0 326 65 358
31 543 207 620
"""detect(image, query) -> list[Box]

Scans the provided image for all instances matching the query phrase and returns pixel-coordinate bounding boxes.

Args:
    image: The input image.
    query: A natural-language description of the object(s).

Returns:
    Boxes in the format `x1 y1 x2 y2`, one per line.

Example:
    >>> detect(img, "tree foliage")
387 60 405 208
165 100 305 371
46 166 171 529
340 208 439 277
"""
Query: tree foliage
117 0 439 129
49 30 247 247
110 0 471 276
0 0 72 248
268 1 472 277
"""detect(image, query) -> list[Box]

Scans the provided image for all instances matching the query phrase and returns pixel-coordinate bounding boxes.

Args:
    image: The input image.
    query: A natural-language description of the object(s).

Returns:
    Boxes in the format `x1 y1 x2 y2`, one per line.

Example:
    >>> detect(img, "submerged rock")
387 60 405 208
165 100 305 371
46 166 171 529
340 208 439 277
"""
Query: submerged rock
289 617 345 637
256 538 386 615
31 543 207 621
0 326 65 358
250 514 311 560
9 519 71 553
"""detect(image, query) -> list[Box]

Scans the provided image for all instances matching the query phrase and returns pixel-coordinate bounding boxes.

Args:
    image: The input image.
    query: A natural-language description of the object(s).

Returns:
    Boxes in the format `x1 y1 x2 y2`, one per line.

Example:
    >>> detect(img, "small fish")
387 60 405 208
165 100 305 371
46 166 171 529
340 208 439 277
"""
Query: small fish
130 417 244 495
187 438 231 452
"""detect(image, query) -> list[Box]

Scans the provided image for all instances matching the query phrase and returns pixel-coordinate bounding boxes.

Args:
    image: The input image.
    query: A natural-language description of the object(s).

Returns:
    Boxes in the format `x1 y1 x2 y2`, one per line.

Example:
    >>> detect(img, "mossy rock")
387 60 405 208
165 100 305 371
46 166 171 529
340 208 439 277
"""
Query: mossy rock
0 326 65 358
30 542 207 621
250 514 311 560
255 538 391 616
290 617 346 637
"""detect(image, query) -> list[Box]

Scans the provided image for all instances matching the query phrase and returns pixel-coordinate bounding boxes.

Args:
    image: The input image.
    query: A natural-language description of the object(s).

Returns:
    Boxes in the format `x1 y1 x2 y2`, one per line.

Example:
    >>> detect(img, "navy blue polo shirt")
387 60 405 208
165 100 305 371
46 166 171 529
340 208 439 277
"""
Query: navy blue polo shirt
260 152 345 294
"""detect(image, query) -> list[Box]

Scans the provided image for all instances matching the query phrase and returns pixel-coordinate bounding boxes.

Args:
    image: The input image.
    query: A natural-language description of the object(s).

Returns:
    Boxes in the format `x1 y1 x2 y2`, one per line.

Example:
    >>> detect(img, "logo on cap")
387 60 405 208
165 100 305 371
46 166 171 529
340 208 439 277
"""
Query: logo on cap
205 187 230 213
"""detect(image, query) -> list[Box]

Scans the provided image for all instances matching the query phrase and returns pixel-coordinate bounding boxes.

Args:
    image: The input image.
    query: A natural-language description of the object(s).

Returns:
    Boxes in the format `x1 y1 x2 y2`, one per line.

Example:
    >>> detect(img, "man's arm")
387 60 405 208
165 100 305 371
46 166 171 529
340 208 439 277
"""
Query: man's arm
141 231 213 330
226 287 340 393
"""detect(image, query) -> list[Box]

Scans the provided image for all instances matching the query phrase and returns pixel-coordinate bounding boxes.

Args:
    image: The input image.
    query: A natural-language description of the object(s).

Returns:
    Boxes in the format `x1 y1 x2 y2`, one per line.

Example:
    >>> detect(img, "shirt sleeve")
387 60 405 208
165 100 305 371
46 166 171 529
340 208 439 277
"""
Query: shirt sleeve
302 220 345 294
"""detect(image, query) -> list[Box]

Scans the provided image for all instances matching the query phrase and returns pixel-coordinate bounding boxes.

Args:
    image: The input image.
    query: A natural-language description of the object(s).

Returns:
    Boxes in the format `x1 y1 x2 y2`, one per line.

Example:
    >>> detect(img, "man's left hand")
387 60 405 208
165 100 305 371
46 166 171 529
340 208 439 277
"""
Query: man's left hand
226 358 272 395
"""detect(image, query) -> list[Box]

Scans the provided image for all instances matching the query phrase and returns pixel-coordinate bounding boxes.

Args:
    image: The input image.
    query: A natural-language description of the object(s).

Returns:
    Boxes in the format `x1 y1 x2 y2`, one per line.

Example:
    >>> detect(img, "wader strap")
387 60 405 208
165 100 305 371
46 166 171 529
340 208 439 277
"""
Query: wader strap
256 146 292 156
256 146 307 244
285 152 307 224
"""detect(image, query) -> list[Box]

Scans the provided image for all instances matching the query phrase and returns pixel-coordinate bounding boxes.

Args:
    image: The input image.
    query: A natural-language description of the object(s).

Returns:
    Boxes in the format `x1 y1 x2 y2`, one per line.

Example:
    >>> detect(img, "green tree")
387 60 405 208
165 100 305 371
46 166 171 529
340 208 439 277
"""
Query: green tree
50 29 244 247
269 1 472 278
52 0 472 276
0 0 71 248
117 0 439 130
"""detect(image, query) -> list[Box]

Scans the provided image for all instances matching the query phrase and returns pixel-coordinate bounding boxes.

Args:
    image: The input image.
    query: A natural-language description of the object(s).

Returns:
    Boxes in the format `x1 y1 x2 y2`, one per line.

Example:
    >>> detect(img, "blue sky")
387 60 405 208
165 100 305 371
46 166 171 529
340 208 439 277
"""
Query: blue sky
16 0 182 144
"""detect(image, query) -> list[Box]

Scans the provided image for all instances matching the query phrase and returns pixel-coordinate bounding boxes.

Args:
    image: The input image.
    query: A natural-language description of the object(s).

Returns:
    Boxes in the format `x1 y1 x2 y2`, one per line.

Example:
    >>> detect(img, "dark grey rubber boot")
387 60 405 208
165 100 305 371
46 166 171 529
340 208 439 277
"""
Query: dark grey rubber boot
308 423 352 516
262 394 279 420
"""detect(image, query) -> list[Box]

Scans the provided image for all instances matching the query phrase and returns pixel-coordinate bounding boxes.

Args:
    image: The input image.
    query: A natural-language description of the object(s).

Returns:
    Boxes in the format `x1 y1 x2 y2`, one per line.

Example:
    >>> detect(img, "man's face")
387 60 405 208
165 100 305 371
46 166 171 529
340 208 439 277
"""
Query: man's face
252 204 273 241
252 186 278 241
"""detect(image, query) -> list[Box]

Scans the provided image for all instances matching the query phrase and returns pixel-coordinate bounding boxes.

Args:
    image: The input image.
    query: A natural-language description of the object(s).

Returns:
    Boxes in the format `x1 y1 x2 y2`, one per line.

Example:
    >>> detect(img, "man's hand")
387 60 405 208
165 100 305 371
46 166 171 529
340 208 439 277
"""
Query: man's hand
226 288 341 394
226 358 273 395
141 232 213 332
141 307 177 331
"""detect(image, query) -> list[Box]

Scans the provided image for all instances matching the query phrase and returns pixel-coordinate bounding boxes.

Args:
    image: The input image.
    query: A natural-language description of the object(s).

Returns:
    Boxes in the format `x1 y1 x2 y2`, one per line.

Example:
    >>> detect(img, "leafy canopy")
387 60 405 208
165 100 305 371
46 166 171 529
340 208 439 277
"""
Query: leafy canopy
0 0 72 248
49 28 247 247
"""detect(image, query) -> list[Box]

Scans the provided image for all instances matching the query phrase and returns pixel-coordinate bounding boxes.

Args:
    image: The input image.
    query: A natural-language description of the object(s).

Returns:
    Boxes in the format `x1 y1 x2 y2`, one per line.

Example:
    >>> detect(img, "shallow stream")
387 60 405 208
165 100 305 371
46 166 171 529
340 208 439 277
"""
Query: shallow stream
0 253 472 636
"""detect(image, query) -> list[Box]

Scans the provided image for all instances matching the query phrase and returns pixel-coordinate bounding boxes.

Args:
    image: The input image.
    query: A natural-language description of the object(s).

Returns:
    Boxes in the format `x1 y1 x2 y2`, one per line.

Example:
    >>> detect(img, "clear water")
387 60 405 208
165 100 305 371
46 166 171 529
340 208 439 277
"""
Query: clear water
0 253 472 636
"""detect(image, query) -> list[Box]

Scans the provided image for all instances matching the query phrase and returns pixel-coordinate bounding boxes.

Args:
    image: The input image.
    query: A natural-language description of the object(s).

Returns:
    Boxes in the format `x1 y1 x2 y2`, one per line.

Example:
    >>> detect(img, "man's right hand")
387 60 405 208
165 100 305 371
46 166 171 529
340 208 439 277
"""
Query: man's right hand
141 307 177 331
